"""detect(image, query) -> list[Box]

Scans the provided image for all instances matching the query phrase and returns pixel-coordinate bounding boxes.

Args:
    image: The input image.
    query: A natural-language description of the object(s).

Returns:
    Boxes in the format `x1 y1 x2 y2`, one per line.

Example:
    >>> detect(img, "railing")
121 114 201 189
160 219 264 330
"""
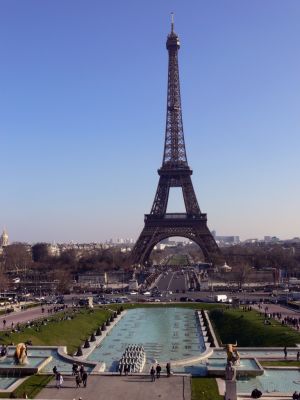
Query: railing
145 213 207 221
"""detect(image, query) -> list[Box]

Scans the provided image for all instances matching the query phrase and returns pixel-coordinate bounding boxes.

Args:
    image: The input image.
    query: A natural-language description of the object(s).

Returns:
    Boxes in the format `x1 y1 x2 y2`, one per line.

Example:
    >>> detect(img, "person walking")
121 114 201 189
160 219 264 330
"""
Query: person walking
150 366 156 382
118 364 123 375
82 371 88 388
79 365 85 378
166 362 171 377
124 364 129 376
55 372 61 389
297 351 300 362
75 373 81 388
59 373 64 389
72 363 78 375
156 363 161 379
284 346 287 359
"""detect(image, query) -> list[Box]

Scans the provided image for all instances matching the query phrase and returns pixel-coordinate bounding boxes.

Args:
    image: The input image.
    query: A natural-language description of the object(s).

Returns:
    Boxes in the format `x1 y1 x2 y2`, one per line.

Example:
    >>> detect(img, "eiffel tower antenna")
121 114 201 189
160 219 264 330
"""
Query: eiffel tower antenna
131 20 220 265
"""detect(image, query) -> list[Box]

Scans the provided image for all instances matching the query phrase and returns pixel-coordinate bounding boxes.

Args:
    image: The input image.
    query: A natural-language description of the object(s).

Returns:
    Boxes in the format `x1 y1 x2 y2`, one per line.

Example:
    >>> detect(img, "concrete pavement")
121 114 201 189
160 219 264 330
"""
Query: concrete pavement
37 374 191 400
253 302 300 320
0 305 61 330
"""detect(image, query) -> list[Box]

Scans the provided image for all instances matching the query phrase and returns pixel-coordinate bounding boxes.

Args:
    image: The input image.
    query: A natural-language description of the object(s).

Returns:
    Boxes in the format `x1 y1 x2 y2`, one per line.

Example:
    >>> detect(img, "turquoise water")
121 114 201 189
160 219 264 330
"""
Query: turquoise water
0 376 18 389
175 358 261 376
0 356 45 367
213 349 300 358
26 349 92 373
207 358 260 370
7 348 92 373
237 369 300 394
88 308 205 371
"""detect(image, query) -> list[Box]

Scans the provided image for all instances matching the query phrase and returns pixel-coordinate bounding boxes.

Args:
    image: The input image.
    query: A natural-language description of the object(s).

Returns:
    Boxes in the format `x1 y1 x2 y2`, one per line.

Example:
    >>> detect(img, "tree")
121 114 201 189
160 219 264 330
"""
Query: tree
32 243 50 262
4 243 32 273
231 263 252 290
0 270 9 292
54 269 73 294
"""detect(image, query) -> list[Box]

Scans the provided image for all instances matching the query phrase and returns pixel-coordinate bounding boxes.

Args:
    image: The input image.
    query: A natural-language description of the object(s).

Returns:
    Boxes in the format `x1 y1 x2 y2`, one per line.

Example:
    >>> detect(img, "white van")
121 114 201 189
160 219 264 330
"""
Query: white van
214 294 228 302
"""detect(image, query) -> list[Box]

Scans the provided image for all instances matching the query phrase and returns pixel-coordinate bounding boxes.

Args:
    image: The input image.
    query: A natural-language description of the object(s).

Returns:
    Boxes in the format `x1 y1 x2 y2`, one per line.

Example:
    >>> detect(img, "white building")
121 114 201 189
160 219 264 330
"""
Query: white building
0 229 9 247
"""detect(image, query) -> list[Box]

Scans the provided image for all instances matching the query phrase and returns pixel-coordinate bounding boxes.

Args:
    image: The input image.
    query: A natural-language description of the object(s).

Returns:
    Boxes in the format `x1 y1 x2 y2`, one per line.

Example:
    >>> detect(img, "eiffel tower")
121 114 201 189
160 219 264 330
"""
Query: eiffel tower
131 18 220 265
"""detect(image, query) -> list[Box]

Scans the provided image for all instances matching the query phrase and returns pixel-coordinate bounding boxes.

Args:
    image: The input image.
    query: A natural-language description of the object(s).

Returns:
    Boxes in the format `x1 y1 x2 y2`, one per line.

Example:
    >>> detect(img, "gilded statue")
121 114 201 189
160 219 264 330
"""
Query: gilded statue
14 343 28 365
224 342 240 365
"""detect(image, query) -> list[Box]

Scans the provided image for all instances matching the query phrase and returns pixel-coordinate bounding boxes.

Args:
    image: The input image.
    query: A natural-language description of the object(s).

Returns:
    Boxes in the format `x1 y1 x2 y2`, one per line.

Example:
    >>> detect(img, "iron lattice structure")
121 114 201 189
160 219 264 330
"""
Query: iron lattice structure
131 21 220 265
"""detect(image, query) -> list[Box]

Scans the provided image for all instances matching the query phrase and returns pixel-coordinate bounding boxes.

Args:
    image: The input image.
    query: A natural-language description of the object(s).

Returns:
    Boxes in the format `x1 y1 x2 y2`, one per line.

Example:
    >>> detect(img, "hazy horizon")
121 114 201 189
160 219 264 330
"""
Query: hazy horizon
1 1 299 244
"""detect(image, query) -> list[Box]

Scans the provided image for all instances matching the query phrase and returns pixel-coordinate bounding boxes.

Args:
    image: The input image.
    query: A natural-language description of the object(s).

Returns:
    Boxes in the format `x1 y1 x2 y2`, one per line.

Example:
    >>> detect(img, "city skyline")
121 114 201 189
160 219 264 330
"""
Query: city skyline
1 1 300 243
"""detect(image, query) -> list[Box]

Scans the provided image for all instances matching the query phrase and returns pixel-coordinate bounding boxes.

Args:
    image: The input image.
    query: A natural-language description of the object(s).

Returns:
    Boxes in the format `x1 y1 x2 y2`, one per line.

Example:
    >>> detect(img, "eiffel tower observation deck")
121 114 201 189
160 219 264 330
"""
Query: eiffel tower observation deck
131 16 220 265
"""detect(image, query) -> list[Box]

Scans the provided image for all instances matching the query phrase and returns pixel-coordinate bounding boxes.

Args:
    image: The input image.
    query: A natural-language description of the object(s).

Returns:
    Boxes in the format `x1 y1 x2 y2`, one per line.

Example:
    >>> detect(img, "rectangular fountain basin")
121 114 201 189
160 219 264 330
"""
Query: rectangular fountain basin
0 356 52 376
207 357 264 377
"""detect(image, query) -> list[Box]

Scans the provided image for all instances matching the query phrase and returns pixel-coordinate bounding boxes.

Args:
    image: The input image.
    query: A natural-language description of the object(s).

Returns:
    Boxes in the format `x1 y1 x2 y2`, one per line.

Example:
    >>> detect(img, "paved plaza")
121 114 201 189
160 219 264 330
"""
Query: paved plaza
37 374 191 400
0 306 53 329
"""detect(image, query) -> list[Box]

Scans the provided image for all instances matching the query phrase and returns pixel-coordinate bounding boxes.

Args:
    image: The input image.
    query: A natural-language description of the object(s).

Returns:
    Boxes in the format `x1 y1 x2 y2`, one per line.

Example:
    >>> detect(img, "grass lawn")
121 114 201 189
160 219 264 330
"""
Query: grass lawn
209 308 300 346
0 374 52 399
191 377 224 400
0 308 111 355
261 360 300 367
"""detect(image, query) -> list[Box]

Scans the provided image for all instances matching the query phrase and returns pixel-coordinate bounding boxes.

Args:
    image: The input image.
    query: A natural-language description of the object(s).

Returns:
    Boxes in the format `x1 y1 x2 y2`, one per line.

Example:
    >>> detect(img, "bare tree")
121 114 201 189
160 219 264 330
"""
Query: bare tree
4 243 32 273
0 270 9 292
54 269 73 294
231 263 252 290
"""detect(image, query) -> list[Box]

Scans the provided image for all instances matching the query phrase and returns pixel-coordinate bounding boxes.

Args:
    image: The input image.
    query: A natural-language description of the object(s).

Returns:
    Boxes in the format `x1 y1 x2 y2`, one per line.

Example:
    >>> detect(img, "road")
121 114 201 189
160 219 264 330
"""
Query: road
156 271 188 294
0 304 63 330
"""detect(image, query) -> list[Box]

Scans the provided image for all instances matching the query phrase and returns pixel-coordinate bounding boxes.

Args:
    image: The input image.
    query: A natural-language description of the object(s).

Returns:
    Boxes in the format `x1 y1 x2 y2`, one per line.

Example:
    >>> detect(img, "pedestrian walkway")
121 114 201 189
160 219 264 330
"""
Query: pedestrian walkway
0 305 67 330
37 374 191 400
253 302 300 332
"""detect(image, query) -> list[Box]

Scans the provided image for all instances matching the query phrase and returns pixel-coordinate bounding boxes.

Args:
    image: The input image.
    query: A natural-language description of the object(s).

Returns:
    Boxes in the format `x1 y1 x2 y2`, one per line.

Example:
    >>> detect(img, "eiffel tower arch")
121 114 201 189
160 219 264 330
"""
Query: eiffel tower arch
131 18 220 265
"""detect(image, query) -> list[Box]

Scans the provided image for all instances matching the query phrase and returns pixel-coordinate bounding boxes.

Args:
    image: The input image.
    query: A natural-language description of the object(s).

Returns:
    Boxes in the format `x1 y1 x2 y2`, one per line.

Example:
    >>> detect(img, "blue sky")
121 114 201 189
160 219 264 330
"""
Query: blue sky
1 0 299 243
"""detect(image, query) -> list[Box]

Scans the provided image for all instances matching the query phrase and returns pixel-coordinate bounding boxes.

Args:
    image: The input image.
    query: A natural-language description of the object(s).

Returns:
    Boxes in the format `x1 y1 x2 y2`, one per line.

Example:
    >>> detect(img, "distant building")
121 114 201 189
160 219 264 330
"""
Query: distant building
264 236 280 243
128 279 138 290
77 272 107 288
154 243 167 250
219 262 232 273
48 243 60 256
0 229 9 247
213 231 240 245
106 270 133 284
106 238 135 246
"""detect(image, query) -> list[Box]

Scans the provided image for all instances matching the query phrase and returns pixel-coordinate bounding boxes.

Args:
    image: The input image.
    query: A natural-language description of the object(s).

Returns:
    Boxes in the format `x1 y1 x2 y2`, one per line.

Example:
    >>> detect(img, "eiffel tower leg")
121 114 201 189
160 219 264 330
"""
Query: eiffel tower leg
131 227 164 265
189 228 220 262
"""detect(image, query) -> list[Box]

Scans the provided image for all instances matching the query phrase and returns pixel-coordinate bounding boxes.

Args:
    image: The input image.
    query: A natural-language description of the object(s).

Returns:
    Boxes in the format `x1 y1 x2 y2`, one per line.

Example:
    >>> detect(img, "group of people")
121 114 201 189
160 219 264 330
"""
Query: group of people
53 366 64 389
73 363 88 388
260 304 300 332
46 304 68 314
150 362 171 381
0 344 7 357
281 316 300 330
